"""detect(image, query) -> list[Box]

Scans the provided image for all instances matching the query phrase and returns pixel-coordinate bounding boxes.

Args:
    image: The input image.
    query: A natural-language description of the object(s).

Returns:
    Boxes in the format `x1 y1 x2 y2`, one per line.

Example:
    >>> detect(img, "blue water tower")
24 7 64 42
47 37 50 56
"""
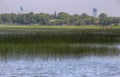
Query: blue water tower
20 5 24 13
93 8 97 17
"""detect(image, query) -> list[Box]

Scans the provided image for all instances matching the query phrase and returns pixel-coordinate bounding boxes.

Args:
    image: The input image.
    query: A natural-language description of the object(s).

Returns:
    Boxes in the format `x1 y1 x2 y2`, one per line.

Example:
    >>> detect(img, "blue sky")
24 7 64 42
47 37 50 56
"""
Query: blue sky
0 0 120 16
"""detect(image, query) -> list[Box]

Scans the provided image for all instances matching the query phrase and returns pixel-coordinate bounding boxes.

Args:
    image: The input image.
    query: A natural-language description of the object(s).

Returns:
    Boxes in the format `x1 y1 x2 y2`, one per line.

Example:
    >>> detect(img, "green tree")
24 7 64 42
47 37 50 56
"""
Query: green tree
27 12 36 24
111 17 120 25
38 13 50 25
2 14 11 23
57 12 71 25
80 13 89 25
10 13 17 24
71 14 81 25
99 13 111 25
0 15 2 23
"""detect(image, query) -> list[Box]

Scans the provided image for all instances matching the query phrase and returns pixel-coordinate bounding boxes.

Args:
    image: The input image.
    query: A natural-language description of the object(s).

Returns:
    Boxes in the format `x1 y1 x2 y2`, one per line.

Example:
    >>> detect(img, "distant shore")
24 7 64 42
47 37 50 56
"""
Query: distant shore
0 24 120 29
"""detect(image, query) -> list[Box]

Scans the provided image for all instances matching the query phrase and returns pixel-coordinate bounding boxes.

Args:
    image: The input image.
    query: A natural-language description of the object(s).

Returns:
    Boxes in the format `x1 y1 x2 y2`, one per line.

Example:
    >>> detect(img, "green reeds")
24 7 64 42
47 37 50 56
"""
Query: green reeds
0 28 119 59
0 43 119 59
0 28 119 43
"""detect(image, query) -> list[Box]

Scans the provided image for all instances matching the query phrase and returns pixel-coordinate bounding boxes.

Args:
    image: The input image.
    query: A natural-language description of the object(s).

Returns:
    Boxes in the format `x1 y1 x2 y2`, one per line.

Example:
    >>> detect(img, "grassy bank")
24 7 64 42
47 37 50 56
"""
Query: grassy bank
0 24 120 29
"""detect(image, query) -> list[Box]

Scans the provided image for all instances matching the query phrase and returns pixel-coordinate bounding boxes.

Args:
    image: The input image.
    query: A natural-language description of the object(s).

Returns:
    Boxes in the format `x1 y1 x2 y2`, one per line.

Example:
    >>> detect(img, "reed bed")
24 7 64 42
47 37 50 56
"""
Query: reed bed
0 28 119 59
0 43 119 59
0 28 119 43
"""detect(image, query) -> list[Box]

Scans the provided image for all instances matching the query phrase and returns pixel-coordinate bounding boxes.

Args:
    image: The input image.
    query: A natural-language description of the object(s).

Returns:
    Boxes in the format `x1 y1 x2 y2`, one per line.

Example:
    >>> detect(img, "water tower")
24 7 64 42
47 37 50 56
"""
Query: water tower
93 8 97 17
20 5 24 13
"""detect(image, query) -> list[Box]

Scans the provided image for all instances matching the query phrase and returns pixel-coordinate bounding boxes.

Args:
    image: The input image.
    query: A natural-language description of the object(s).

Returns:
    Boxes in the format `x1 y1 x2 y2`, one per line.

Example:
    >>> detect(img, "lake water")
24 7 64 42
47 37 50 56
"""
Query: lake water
1 56 120 77
0 43 120 77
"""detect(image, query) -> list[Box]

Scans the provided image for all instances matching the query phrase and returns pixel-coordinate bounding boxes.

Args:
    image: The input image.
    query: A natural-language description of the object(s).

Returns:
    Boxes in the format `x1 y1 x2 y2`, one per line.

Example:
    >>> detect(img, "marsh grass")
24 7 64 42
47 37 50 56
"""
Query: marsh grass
0 42 119 60
0 28 119 43
0 27 120 59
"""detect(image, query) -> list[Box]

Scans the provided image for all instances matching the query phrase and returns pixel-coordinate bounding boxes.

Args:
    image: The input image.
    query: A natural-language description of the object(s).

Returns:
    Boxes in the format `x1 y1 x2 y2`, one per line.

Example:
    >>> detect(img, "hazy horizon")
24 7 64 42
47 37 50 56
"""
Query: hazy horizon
0 0 120 17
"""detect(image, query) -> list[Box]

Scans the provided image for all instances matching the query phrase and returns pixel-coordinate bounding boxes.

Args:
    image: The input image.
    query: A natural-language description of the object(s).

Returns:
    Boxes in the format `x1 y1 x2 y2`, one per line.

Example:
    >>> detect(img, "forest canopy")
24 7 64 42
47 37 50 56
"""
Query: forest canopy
0 12 120 26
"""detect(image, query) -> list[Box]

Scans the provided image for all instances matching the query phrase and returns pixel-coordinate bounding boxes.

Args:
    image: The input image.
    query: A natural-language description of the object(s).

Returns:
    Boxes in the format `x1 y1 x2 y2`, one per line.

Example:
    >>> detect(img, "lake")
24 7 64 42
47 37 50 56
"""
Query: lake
0 28 120 77
0 56 120 77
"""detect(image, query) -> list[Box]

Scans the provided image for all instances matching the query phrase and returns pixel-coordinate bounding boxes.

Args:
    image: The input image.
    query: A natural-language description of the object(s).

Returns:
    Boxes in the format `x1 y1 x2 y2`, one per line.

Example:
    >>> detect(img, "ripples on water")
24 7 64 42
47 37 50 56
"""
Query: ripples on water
1 57 120 77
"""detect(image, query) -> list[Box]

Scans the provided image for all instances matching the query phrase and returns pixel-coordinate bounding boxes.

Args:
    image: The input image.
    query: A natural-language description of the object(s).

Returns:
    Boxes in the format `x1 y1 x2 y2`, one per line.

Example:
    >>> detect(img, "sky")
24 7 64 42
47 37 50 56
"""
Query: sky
0 0 120 17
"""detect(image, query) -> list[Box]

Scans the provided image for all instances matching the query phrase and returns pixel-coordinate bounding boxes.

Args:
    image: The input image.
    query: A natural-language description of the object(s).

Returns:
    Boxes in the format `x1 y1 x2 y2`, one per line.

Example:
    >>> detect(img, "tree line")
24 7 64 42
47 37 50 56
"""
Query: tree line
0 12 120 26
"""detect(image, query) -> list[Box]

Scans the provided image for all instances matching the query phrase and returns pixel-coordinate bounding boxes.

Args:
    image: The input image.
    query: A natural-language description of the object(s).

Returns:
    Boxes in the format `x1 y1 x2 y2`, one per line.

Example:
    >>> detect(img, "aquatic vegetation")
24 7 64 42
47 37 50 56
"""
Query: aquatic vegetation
0 28 119 43
0 28 119 59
